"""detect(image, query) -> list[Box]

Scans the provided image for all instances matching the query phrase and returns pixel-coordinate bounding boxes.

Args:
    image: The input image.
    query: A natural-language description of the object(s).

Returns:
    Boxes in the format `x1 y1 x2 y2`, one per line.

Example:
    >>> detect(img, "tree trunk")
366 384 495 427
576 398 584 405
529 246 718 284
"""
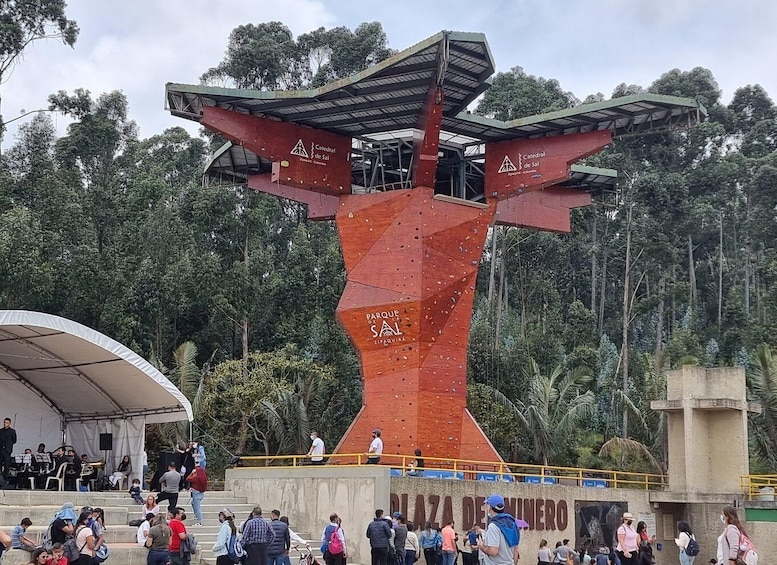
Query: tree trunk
487 227 498 306
598 242 608 338
494 231 507 351
655 268 665 357
688 235 697 310
718 214 724 329
744 241 751 314
621 204 633 439
591 215 597 313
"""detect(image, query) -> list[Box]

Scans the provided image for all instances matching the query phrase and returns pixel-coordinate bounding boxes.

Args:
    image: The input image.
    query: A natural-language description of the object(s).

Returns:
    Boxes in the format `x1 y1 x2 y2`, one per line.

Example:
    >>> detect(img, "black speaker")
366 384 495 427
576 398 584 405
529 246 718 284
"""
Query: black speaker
99 433 113 451
151 451 182 490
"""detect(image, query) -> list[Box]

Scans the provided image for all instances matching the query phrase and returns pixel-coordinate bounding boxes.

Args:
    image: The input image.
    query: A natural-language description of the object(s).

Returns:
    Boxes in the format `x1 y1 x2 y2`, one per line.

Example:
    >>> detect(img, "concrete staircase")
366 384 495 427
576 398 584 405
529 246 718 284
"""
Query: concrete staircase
0 489 319 565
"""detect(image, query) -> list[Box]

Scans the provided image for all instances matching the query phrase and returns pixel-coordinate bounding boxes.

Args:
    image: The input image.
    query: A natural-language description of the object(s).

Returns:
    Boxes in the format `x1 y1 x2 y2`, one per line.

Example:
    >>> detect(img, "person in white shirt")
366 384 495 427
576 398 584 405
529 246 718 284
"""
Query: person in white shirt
307 431 325 465
367 429 383 464
137 512 154 546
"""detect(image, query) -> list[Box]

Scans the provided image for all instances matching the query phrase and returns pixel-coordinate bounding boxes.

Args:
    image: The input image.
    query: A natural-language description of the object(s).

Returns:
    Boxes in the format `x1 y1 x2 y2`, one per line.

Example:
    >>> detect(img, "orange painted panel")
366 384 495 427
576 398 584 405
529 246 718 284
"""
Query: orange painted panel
484 130 612 200
247 173 339 219
495 186 592 233
201 106 352 194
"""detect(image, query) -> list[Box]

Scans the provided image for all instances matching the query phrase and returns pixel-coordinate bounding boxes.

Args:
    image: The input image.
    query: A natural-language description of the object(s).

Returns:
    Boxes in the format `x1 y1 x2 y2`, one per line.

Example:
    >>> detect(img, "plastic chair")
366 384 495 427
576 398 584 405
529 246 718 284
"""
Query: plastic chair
76 465 94 491
44 462 70 491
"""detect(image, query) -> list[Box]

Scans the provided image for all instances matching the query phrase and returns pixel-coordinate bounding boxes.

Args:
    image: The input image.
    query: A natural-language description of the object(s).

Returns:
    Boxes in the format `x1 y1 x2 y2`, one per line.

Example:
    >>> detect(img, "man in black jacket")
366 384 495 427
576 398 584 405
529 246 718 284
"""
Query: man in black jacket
0 418 17 480
366 509 392 565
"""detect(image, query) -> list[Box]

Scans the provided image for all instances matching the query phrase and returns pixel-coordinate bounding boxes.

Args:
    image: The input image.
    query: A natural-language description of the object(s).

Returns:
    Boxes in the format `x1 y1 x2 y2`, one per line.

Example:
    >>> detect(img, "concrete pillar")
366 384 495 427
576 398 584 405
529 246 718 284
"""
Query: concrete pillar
651 366 759 494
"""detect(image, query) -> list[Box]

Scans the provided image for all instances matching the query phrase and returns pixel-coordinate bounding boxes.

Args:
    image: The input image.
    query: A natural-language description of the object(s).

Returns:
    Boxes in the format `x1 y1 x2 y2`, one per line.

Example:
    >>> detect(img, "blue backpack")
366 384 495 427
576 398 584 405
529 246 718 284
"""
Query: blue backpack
228 534 244 563
685 536 700 557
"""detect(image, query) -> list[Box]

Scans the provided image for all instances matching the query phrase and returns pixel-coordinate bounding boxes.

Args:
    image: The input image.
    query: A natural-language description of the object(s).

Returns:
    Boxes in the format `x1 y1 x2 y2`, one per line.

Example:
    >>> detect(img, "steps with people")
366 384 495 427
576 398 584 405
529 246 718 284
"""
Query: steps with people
0 489 322 565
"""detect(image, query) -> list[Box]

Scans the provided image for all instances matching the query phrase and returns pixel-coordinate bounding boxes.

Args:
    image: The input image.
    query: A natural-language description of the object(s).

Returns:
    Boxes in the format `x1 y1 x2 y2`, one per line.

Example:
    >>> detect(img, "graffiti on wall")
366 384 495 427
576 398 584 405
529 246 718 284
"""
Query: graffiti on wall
574 500 627 554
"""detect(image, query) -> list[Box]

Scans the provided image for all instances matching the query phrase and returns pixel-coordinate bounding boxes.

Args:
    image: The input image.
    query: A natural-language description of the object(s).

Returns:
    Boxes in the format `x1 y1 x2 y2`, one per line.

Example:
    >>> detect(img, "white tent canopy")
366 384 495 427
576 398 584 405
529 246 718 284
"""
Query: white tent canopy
0 310 192 480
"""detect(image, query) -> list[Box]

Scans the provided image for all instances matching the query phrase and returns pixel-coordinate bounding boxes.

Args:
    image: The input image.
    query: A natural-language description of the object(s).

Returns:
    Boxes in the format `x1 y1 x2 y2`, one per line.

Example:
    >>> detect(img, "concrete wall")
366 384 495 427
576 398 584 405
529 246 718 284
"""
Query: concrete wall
225 468 658 565
226 466 391 565
225 468 777 565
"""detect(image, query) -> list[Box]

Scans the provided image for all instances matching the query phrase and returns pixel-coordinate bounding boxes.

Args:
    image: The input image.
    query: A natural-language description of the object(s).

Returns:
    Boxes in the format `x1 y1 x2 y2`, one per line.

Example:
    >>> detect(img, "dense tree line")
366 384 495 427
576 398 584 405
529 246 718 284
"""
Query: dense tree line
2 12 777 474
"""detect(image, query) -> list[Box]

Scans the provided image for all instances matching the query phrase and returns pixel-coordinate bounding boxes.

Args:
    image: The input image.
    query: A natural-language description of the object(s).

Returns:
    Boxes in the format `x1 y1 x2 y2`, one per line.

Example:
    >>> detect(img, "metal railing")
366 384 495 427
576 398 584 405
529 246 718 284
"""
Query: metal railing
234 452 665 491
741 474 777 500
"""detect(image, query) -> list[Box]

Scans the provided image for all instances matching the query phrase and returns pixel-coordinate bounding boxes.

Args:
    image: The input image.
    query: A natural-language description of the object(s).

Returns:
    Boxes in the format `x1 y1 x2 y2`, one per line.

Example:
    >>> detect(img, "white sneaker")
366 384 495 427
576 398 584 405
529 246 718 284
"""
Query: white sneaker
194 522 202 526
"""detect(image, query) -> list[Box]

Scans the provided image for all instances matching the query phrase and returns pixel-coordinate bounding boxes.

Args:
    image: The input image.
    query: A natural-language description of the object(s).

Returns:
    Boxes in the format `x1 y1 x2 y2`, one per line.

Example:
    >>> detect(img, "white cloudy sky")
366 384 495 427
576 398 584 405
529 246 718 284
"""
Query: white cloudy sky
4 0 776 147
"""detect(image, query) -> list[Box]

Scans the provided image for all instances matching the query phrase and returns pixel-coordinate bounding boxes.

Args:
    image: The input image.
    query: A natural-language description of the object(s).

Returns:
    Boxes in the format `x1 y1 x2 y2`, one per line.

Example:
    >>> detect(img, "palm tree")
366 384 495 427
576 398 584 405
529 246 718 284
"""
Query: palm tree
151 341 204 447
487 358 596 465
747 344 777 467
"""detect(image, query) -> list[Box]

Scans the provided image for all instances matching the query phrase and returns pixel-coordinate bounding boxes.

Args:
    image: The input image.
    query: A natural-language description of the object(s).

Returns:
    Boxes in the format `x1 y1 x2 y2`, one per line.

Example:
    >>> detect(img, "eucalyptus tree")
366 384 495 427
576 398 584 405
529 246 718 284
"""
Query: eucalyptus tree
0 0 78 142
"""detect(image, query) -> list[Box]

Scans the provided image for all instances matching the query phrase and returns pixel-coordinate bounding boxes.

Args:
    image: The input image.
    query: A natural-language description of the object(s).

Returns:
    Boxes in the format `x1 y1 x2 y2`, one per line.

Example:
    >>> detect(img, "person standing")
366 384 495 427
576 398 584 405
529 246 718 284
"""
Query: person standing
193 442 207 469
242 506 276 565
267 510 290 565
367 509 393 565
168 507 188 565
156 462 182 514
213 508 237 565
0 417 17 480
322 512 347 565
405 521 420 565
420 521 441 565
307 431 325 465
440 521 456 565
537 539 552 565
186 461 208 526
367 430 383 464
615 513 638 565
145 514 171 565
717 505 757 565
394 515 409 565
472 495 520 565
675 521 696 565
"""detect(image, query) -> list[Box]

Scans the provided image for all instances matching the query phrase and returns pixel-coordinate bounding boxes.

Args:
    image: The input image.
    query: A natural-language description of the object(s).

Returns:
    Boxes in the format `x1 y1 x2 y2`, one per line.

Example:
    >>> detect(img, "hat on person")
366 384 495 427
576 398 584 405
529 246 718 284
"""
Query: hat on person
622 512 634 520
392 512 401 518
485 494 505 510
219 508 234 519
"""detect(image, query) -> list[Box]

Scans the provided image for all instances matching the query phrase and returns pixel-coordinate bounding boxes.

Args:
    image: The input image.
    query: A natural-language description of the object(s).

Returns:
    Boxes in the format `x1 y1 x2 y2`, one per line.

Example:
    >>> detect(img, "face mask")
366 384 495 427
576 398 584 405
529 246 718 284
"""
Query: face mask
219 516 225 523
310 435 315 440
627 521 632 526
720 515 726 524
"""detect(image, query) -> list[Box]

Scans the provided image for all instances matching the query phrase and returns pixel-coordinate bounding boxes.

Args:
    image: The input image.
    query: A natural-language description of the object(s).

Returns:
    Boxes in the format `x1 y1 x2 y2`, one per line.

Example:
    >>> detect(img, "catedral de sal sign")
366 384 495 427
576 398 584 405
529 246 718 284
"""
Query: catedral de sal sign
390 493 569 531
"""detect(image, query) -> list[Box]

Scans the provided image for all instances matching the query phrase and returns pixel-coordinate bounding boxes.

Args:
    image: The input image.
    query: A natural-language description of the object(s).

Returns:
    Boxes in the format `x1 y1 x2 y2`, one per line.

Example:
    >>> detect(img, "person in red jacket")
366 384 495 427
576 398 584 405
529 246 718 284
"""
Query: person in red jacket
168 507 188 565
186 461 208 526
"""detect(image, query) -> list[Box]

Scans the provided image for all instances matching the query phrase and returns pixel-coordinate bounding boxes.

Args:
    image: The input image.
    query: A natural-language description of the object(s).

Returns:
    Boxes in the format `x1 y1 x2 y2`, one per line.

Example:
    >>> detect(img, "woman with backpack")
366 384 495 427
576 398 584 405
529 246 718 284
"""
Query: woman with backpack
322 513 346 565
213 508 238 565
675 521 697 565
717 506 757 565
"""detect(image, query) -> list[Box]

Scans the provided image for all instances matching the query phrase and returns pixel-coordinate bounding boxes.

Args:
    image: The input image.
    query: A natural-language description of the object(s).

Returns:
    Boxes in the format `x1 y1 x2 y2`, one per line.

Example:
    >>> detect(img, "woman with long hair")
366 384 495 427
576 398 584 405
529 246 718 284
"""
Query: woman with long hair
675 521 696 565
717 506 757 565
635 521 654 565
109 455 131 488
141 495 160 519
537 539 552 565
146 513 171 565
420 521 441 565
27 547 49 565
74 511 95 565
213 508 237 565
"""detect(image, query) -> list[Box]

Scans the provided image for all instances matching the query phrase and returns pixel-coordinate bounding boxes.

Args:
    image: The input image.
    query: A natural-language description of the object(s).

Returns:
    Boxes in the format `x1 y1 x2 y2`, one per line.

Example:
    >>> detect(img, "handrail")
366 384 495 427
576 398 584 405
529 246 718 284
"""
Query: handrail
232 452 665 490
740 474 777 500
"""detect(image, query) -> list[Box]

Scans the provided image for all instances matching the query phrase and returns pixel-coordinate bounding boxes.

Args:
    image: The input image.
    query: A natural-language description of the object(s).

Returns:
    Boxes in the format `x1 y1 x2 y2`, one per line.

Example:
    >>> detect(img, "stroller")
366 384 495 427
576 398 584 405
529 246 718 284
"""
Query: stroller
296 546 323 565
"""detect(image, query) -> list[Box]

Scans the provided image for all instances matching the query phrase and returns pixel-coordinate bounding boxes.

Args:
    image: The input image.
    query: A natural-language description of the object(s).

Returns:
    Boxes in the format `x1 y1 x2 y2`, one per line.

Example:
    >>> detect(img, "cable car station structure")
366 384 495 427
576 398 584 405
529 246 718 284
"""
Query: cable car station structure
166 31 706 463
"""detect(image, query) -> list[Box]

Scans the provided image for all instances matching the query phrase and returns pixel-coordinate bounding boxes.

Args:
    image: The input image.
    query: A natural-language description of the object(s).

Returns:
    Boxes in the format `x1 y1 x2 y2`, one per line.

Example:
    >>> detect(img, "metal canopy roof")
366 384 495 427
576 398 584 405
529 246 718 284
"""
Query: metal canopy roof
167 30 706 144
0 310 193 423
